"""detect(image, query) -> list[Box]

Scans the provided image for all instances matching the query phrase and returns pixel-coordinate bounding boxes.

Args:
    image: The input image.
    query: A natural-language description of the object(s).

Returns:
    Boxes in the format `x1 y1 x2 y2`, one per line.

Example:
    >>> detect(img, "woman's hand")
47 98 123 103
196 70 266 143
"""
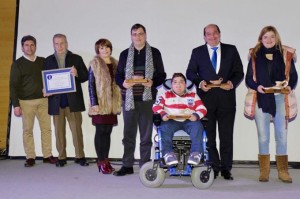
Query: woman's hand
286 86 292 94
91 105 99 112
257 85 265 94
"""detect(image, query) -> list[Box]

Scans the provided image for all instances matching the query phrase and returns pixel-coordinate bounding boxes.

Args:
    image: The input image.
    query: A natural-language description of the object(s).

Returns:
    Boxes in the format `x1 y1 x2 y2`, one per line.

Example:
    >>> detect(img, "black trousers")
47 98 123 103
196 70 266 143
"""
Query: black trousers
206 106 236 172
122 100 154 168
94 124 113 161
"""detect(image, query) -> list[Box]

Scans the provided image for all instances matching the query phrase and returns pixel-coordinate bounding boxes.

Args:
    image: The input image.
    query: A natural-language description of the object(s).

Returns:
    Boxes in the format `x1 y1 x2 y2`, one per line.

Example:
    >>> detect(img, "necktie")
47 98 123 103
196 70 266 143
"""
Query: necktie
211 47 218 71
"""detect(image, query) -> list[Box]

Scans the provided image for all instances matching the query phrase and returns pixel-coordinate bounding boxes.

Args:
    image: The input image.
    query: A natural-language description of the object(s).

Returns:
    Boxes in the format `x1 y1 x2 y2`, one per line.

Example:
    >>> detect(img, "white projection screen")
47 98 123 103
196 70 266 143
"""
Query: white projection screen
9 0 300 162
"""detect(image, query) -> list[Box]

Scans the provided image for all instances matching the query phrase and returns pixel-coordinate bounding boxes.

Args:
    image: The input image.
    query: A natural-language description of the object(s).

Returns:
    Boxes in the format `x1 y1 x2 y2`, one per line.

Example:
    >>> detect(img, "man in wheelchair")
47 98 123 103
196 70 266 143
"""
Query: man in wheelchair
152 73 207 166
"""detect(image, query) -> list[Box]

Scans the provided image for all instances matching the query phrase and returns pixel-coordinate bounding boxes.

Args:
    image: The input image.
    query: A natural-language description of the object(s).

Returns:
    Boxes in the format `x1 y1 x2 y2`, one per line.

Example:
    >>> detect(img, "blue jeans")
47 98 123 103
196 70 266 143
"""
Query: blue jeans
254 94 287 155
159 119 204 156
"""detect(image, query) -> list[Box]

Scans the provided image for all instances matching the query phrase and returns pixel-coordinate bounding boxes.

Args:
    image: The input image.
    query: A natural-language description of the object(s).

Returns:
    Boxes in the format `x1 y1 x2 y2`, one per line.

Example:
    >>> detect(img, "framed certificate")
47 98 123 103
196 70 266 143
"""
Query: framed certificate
42 68 76 95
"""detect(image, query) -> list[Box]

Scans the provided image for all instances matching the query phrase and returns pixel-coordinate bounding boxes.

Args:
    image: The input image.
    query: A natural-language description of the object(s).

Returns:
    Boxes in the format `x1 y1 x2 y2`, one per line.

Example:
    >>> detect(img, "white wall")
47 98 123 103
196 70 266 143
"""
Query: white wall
9 0 300 161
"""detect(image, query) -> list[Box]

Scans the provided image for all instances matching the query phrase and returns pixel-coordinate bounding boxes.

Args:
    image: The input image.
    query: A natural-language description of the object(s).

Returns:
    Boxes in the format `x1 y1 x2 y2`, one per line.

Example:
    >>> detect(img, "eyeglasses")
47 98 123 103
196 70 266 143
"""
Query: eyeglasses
131 32 145 37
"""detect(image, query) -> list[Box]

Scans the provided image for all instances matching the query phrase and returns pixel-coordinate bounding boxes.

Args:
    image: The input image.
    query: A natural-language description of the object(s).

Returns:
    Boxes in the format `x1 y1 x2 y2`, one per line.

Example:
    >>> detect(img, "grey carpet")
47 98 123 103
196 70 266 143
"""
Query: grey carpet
0 159 299 199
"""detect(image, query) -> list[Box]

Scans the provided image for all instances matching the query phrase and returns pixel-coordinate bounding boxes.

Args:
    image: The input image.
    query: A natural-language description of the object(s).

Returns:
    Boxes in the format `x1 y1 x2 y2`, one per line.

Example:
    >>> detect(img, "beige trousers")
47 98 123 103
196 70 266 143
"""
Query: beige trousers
53 107 85 159
20 98 52 159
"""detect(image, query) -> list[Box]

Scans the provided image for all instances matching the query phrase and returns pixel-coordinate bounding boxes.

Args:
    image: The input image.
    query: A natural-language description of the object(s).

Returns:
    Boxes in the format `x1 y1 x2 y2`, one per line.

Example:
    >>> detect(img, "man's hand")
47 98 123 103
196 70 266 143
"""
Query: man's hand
199 81 211 92
189 114 197 121
14 107 22 117
220 81 233 90
162 115 169 121
123 80 135 89
42 88 52 97
123 75 145 88
70 66 78 77
142 79 153 87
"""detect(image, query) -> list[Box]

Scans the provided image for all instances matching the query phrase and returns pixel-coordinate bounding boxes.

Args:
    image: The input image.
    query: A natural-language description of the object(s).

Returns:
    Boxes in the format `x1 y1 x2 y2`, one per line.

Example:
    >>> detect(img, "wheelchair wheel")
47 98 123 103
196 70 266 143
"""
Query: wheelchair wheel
139 162 165 188
191 167 214 189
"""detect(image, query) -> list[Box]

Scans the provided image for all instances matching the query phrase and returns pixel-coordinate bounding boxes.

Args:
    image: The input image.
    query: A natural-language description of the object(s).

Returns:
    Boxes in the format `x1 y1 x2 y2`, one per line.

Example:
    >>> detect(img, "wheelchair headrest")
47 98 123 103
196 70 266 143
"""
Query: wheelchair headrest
163 78 194 90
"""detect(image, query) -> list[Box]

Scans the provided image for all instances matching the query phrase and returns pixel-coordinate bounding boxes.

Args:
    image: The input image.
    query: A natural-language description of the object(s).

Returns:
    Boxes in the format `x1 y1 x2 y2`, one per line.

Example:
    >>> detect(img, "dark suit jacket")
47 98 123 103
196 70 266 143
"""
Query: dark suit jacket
44 51 88 115
186 43 244 109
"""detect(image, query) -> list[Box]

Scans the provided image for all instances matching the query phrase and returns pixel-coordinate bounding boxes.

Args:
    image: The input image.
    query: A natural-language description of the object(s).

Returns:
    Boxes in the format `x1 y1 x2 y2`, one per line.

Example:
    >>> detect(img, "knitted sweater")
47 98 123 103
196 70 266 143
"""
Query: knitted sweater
10 56 45 107
153 90 207 122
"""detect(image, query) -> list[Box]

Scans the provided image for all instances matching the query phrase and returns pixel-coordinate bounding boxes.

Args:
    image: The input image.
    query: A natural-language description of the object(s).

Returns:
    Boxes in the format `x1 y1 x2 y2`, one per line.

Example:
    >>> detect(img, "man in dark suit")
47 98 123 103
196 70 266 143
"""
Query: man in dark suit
44 34 89 167
186 24 244 180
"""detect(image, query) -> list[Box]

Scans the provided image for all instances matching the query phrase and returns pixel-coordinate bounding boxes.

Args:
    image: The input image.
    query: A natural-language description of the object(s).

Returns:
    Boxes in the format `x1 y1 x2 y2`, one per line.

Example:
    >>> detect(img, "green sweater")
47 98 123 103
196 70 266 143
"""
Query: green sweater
10 56 45 107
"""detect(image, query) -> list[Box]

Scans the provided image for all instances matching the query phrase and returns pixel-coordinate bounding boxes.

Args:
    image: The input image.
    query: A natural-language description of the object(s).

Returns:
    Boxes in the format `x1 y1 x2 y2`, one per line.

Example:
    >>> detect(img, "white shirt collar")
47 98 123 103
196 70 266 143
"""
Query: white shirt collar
206 43 221 51
23 54 37 62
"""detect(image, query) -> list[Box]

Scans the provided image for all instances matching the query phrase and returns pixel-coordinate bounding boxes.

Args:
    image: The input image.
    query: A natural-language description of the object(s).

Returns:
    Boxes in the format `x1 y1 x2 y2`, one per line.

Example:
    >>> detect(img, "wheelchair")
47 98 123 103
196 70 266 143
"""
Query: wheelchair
139 79 214 189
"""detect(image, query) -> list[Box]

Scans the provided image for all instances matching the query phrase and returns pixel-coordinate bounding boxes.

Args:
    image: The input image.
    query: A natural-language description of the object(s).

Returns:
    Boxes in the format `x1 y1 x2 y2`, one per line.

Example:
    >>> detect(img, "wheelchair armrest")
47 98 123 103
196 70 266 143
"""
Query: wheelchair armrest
201 116 208 128
153 113 162 126
201 117 208 122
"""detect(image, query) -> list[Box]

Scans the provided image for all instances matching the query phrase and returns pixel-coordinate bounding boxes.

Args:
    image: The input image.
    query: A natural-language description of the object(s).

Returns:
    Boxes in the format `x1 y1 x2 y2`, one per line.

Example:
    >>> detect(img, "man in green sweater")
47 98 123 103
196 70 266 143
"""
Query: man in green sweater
9 35 56 167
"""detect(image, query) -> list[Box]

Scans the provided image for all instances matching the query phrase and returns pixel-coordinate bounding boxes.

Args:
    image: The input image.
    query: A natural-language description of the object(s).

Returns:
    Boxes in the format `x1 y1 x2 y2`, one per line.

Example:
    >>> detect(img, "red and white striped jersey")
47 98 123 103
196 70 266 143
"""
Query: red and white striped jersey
153 90 207 121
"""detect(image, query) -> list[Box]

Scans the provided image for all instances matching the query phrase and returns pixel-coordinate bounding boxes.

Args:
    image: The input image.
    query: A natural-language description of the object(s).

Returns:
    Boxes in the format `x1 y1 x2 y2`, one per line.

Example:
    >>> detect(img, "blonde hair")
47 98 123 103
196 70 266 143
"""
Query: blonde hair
251 26 283 58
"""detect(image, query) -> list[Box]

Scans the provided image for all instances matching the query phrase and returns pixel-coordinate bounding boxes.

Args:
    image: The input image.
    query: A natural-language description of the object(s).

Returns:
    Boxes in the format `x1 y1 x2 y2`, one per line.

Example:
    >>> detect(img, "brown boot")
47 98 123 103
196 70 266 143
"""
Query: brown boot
258 154 270 182
276 155 292 183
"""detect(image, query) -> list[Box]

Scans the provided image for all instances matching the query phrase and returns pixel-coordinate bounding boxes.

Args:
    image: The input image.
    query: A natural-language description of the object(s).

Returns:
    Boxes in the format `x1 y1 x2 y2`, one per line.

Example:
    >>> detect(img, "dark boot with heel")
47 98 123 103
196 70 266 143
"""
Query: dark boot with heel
97 160 112 174
105 158 115 172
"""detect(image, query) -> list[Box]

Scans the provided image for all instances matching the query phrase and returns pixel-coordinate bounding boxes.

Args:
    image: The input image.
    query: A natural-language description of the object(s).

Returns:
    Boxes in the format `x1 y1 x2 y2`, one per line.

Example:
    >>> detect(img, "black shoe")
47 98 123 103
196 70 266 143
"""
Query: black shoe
74 158 89 166
113 166 134 176
214 170 219 179
221 170 234 180
56 159 67 167
43 156 57 164
24 158 35 167
291 162 300 169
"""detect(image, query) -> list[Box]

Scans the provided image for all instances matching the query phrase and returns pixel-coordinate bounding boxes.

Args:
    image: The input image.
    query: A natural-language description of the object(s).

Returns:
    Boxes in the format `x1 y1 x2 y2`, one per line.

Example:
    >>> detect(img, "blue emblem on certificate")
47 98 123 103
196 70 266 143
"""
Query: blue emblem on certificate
42 68 76 94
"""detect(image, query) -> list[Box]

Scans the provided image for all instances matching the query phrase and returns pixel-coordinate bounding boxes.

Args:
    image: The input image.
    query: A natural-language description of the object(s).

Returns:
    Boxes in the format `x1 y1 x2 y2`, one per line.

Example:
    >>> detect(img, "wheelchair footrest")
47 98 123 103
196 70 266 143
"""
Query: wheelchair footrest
169 164 192 176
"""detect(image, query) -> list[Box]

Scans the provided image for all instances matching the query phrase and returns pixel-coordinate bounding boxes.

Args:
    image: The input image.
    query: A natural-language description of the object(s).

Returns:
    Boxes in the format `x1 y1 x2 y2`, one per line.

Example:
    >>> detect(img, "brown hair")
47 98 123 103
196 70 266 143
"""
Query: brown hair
131 23 146 34
171 73 186 83
21 35 36 46
94 38 112 55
